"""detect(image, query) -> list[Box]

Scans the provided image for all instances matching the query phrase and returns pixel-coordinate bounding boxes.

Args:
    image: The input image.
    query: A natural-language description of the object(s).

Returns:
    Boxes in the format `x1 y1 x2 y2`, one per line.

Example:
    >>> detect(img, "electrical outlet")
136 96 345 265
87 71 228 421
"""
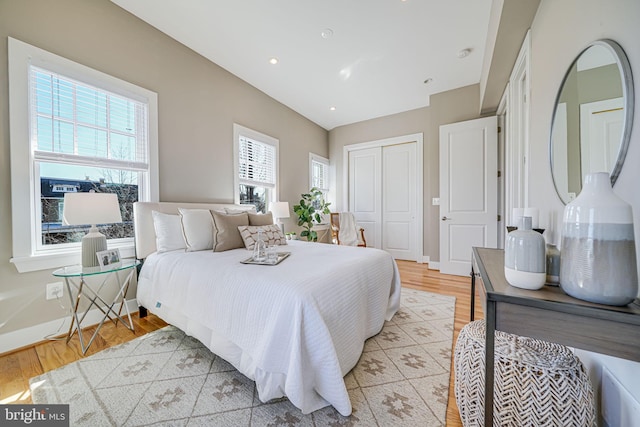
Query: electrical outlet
46 282 63 300
432 197 440 205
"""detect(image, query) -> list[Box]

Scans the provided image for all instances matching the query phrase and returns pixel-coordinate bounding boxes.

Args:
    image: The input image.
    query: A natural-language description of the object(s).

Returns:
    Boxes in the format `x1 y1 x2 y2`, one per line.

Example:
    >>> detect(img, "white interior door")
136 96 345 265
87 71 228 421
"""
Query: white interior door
439 116 498 276
580 97 624 181
348 147 381 248
382 143 416 260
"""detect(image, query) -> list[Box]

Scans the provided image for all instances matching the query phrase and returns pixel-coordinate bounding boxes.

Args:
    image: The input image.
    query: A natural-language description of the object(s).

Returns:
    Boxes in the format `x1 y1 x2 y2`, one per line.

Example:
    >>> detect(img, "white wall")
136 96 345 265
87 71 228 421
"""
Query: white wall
527 0 640 423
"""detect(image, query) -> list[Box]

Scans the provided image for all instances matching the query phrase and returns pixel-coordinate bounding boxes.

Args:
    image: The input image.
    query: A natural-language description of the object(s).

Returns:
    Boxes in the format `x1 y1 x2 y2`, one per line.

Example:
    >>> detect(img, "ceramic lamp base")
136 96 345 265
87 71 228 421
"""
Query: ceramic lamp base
82 230 107 267
504 267 546 290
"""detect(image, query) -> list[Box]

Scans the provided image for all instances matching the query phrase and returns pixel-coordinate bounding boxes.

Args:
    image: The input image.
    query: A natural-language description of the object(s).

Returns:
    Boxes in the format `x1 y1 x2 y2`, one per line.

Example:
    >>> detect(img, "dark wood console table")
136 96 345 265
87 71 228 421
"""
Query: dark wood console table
471 247 640 426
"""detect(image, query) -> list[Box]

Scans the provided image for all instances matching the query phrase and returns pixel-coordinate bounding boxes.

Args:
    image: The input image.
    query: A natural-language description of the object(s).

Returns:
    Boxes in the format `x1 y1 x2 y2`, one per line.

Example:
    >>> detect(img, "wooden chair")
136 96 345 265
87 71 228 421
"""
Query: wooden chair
330 212 366 247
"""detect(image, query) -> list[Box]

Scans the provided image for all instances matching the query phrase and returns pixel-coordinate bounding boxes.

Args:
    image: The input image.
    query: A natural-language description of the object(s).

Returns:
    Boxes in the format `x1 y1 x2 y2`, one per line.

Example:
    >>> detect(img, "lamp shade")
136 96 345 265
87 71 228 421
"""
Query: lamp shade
63 192 122 226
269 201 290 219
63 192 123 267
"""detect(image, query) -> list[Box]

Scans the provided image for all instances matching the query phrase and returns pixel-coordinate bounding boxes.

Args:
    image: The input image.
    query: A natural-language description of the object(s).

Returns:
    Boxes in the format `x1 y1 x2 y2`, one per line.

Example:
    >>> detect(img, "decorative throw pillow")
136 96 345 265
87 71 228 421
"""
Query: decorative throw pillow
178 208 214 251
238 224 288 250
248 211 273 226
211 211 249 252
152 211 186 253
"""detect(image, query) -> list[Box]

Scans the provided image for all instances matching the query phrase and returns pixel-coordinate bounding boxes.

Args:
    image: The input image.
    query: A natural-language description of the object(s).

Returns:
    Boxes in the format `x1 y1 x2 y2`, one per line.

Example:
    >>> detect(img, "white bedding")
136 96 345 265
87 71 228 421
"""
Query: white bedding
137 240 401 416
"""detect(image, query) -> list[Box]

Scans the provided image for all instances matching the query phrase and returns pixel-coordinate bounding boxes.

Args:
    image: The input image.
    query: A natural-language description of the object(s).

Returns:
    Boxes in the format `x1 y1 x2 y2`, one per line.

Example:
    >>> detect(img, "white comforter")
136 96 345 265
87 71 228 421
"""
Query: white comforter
137 240 401 416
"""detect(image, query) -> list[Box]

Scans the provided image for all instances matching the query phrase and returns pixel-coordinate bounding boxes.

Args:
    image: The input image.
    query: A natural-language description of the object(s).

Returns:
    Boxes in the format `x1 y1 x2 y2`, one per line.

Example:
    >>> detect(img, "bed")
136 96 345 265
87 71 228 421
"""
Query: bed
133 201 401 416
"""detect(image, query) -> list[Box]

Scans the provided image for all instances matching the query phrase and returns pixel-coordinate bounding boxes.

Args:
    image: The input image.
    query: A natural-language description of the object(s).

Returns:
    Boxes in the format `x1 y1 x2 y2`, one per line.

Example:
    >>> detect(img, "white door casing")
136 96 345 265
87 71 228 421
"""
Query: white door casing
439 116 498 276
505 30 531 225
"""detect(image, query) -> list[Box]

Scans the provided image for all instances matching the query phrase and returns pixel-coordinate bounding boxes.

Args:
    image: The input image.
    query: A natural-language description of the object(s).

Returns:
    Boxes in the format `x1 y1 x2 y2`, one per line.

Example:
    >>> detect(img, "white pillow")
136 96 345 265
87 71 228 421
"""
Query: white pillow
225 206 257 214
178 208 214 251
152 211 186 253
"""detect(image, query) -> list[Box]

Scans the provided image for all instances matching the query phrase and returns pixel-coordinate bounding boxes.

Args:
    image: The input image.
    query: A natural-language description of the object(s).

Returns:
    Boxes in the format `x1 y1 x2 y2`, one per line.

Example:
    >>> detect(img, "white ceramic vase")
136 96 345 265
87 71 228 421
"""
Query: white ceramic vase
504 216 546 290
560 172 638 306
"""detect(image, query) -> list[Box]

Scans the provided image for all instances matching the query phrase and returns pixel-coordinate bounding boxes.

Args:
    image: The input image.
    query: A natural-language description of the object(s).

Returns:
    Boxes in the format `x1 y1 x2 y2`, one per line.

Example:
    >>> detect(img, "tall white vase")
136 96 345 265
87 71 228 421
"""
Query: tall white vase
560 172 638 306
504 216 546 290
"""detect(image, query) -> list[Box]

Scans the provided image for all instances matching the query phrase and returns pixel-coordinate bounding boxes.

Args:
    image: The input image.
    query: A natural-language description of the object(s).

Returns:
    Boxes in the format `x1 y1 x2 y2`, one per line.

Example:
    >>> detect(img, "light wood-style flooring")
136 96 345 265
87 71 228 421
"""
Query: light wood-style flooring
0 260 481 426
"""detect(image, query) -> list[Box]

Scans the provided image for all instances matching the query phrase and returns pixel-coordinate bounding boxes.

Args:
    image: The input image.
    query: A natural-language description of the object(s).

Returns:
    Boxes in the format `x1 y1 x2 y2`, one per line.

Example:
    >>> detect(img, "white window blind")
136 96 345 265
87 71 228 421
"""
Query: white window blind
310 154 329 193
238 135 276 188
30 66 149 171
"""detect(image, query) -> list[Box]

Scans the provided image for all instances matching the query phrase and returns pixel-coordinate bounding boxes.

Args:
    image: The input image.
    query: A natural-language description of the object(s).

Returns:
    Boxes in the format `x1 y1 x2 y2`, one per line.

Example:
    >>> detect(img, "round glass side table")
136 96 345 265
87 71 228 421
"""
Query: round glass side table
52 260 140 354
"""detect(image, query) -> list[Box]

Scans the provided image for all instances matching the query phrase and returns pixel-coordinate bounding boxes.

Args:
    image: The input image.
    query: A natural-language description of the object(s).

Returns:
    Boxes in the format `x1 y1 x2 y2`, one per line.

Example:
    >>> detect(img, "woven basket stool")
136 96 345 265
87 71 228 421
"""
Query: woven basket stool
454 320 595 426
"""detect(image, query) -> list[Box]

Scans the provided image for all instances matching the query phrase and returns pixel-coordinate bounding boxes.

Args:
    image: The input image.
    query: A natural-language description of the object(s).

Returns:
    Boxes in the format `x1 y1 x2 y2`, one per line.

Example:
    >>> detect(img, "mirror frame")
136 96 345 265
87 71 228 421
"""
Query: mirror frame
549 39 635 204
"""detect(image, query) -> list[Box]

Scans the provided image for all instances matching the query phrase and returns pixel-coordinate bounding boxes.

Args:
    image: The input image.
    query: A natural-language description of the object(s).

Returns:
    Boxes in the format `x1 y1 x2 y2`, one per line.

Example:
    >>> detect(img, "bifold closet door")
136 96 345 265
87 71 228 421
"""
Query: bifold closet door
348 142 417 260
381 143 416 260
348 147 381 249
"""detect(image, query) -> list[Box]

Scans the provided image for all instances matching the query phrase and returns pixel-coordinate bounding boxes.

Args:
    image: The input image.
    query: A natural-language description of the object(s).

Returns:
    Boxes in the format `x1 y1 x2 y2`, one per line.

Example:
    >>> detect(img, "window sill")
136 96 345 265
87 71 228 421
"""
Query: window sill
11 243 135 273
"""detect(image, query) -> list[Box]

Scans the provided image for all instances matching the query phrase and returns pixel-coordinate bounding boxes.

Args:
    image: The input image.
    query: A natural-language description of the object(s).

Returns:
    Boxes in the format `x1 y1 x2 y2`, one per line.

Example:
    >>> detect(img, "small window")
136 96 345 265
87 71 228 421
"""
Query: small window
309 153 329 195
233 124 279 213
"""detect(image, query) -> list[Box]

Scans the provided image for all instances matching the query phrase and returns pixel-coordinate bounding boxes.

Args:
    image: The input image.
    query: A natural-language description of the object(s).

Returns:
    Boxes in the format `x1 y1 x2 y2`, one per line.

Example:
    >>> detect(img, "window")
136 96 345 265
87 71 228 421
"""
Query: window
9 38 158 272
309 153 329 194
233 124 279 213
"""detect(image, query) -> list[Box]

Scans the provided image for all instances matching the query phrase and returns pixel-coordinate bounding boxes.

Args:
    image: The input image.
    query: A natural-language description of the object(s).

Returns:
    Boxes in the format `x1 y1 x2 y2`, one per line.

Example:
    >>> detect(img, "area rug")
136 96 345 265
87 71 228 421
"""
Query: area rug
30 288 455 426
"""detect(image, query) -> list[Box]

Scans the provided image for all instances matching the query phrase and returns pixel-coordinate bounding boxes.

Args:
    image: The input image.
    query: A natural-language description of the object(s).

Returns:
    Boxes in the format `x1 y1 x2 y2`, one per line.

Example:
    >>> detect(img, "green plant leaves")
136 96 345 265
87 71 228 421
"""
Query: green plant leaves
293 187 330 241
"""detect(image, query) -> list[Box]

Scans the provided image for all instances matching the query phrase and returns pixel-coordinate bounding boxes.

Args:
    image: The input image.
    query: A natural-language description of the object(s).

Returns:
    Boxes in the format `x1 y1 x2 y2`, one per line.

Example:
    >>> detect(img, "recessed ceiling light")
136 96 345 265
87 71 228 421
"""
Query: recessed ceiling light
321 28 334 39
457 48 471 59
269 57 279 65
423 78 433 85
329 106 336 111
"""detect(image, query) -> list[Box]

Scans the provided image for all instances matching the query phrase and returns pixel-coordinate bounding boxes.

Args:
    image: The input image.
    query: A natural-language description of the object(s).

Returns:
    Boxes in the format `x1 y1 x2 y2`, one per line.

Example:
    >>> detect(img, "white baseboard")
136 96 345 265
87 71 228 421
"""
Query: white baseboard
428 261 440 270
419 256 430 264
0 298 138 355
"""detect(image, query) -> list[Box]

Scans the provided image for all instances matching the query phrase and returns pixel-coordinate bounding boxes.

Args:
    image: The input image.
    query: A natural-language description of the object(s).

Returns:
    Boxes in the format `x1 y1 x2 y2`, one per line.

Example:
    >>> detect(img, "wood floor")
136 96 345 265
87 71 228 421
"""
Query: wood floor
0 260 481 426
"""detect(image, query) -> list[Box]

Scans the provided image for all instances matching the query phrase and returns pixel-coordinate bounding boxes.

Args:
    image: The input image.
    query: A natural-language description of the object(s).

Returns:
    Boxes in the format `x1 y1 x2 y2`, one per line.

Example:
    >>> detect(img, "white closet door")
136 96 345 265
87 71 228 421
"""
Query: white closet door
348 147 381 248
382 143 416 260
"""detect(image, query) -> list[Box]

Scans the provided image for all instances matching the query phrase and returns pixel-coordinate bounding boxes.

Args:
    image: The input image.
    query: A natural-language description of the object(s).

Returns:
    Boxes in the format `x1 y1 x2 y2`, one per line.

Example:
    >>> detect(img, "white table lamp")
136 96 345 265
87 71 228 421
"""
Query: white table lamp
269 201 290 233
63 192 123 267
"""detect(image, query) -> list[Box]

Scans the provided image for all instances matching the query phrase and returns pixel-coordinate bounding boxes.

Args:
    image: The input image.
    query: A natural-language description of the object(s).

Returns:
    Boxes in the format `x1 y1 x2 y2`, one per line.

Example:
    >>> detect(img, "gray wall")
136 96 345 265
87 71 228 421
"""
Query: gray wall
0 0 327 337
329 84 480 262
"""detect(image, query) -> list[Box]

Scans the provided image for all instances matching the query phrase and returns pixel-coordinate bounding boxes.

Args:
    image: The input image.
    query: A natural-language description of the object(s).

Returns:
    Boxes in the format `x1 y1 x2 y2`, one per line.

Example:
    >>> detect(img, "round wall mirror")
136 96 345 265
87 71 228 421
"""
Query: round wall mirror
550 39 634 204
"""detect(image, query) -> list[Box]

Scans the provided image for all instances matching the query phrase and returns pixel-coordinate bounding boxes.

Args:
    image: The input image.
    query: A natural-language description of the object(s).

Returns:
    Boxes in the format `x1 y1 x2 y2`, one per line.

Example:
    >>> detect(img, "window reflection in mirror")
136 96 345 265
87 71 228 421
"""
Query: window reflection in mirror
550 40 633 204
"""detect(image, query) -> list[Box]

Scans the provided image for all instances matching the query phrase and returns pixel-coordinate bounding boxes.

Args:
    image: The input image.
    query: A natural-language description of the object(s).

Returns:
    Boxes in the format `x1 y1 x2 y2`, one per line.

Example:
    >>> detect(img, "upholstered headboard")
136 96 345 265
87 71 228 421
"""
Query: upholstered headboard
133 201 255 259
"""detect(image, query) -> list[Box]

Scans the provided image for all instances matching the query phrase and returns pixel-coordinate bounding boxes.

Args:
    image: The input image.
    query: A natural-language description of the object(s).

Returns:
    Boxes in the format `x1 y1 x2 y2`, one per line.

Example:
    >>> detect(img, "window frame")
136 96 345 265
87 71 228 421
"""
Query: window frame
233 124 279 211
8 37 159 273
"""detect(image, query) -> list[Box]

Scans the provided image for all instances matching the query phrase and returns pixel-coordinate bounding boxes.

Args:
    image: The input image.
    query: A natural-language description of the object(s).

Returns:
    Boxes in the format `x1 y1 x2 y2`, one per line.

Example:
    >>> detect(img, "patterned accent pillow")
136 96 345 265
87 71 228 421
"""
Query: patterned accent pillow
238 224 288 250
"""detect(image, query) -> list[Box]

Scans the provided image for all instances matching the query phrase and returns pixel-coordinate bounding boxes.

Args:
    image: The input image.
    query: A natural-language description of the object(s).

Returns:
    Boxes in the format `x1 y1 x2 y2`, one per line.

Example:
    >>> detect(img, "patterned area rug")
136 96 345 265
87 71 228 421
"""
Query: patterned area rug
30 288 455 426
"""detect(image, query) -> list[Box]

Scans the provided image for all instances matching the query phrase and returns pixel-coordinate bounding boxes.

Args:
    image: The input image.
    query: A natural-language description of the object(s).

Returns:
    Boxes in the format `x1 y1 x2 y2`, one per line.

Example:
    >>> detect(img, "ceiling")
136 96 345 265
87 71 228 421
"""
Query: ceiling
111 0 493 130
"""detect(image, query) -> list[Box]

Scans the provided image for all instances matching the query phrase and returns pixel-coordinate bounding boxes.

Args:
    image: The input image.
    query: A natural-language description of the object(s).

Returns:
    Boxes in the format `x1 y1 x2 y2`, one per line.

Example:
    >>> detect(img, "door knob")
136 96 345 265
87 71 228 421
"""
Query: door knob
442 216 452 221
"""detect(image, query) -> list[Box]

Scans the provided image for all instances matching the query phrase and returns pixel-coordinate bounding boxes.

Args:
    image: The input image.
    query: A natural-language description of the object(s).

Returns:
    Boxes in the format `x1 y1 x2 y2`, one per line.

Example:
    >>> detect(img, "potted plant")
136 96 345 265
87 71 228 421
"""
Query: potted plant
293 187 331 241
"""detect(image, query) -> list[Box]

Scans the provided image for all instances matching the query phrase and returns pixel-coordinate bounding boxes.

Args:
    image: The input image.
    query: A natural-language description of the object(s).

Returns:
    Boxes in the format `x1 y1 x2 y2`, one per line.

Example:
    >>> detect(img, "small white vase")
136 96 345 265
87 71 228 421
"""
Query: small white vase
504 216 546 290
560 172 638 306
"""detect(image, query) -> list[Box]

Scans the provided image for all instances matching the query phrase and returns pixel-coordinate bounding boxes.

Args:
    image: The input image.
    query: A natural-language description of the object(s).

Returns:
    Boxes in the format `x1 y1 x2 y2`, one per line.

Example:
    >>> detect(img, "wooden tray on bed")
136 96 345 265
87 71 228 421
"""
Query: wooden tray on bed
240 252 291 266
